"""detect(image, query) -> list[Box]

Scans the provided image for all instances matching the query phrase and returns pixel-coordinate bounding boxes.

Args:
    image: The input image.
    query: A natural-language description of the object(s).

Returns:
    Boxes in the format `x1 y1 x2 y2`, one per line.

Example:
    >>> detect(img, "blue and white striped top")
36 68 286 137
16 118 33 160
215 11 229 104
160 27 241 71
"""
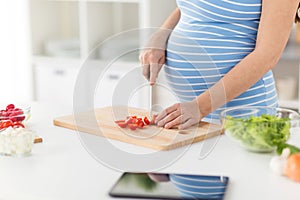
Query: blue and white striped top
165 0 278 122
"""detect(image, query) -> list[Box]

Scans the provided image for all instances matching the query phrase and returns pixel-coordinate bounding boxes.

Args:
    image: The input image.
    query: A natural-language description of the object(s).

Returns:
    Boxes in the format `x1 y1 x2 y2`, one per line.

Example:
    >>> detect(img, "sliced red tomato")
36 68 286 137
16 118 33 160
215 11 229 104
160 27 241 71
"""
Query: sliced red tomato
115 120 127 128
143 117 150 125
137 121 144 128
136 118 143 124
13 122 25 128
0 120 13 129
115 120 125 123
128 123 138 130
6 104 15 111
117 122 127 128
126 117 137 125
116 114 154 131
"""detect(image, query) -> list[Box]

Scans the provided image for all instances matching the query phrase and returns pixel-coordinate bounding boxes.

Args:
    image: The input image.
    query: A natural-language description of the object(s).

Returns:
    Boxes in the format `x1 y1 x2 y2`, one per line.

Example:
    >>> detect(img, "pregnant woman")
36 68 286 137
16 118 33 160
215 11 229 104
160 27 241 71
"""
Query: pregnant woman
140 0 300 129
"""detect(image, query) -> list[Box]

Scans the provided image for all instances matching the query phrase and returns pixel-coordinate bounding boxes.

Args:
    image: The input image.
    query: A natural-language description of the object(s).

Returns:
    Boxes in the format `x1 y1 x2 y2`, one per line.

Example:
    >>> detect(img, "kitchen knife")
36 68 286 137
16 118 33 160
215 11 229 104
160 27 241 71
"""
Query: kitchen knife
149 85 153 119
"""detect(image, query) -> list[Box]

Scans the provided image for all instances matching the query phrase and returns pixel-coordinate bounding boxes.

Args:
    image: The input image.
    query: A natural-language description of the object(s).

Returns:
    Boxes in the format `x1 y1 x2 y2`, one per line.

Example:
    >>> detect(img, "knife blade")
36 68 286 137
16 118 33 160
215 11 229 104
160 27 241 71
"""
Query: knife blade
149 84 153 119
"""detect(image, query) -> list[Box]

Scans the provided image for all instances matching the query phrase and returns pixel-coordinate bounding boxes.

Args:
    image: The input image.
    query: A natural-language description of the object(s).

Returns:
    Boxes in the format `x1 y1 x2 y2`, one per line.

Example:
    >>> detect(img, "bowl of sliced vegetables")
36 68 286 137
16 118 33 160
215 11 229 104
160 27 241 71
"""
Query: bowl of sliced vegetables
220 106 300 153
0 104 31 127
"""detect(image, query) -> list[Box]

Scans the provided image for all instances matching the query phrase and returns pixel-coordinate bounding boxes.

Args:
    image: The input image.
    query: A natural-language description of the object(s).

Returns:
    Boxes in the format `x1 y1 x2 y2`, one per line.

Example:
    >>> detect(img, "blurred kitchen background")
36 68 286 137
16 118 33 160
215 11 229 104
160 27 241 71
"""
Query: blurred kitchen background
1 0 300 112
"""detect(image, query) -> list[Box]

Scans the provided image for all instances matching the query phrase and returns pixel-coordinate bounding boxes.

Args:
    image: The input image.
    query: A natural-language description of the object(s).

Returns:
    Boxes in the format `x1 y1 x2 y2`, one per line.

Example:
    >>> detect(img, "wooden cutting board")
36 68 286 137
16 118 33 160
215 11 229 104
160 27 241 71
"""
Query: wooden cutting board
53 106 223 151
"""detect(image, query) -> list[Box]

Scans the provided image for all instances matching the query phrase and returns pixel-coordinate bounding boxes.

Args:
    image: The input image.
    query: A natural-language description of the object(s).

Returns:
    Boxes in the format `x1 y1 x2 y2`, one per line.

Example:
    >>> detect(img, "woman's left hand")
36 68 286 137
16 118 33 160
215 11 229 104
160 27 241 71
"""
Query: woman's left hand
155 100 202 130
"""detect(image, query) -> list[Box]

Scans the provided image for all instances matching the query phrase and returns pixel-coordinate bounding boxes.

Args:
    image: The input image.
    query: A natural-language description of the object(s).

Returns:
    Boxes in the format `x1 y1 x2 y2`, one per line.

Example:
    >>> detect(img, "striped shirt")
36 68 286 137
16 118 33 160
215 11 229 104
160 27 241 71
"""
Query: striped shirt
165 0 278 122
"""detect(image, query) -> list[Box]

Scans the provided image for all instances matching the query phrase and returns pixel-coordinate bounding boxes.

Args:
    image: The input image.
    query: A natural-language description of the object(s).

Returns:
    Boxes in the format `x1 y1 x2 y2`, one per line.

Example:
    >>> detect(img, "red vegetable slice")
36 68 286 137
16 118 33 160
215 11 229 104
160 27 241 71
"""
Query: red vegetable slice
0 120 14 129
115 115 153 130
13 122 25 128
126 117 137 125
137 121 144 128
115 120 127 128
6 104 15 111
117 122 127 128
115 120 125 123
143 117 150 125
128 123 138 130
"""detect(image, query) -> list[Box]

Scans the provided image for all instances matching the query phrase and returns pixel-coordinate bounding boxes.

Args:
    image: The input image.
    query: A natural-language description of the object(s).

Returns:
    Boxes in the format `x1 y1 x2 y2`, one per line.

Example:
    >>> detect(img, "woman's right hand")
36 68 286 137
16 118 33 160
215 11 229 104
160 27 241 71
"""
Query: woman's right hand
139 30 171 85
139 48 165 85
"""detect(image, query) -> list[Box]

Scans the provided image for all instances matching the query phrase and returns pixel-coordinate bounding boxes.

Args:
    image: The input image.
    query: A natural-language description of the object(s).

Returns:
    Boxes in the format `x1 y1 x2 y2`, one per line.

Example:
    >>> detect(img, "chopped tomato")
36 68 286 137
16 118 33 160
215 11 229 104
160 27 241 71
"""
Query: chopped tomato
115 120 126 124
143 117 150 125
128 123 138 130
115 120 127 128
127 115 136 119
13 122 25 128
115 114 153 131
0 120 14 129
136 118 143 124
117 122 127 128
6 104 15 111
126 117 137 125
137 121 144 128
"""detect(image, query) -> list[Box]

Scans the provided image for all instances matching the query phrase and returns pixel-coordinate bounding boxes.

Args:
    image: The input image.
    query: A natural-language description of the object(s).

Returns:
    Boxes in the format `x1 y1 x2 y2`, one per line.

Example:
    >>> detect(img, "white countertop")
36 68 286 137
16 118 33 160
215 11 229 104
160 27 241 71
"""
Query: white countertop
0 102 300 200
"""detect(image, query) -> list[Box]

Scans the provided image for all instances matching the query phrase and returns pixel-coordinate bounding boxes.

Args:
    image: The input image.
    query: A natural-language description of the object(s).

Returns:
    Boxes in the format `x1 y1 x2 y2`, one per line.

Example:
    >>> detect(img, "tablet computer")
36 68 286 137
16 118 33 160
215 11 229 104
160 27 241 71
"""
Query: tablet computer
109 172 229 200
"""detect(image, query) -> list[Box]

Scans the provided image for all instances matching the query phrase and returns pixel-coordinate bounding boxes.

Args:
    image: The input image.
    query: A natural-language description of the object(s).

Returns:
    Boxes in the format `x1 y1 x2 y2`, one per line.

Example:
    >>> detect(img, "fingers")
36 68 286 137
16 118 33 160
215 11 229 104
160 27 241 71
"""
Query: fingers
140 51 150 81
156 103 179 124
142 64 150 81
139 49 165 85
149 63 159 85
164 115 185 129
149 57 165 85
157 110 181 127
178 119 196 130
155 101 201 129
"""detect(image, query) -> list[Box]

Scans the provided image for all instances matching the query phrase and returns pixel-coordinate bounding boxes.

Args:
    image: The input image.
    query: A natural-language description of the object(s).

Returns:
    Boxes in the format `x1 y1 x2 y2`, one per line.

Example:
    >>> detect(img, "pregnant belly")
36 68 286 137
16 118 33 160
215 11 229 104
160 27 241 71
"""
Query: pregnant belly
164 31 278 120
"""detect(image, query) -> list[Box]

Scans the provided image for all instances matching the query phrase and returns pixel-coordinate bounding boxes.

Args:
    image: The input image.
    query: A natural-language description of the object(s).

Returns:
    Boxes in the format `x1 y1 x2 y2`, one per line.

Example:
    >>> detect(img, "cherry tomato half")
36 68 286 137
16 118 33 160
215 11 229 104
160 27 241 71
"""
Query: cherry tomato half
128 124 138 130
137 121 144 128
0 120 13 129
126 117 137 125
13 122 25 128
143 117 150 125
115 120 127 128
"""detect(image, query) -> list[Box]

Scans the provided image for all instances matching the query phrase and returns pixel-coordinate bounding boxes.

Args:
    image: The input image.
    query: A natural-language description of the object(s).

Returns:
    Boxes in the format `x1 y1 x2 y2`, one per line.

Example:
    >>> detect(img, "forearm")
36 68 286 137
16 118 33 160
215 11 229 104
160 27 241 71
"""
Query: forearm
161 8 181 30
196 50 278 117
196 0 298 118
150 8 181 46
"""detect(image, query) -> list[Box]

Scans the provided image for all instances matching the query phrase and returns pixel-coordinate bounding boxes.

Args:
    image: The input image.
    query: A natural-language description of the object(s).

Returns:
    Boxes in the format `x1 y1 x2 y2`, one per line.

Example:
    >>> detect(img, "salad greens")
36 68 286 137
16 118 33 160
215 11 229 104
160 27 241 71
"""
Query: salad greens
224 114 291 151
276 143 300 155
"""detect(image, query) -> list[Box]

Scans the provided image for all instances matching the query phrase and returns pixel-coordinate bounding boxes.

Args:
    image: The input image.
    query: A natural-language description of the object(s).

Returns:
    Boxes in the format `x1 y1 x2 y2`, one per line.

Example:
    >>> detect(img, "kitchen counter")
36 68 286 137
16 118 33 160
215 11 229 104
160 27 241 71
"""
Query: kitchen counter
0 102 299 200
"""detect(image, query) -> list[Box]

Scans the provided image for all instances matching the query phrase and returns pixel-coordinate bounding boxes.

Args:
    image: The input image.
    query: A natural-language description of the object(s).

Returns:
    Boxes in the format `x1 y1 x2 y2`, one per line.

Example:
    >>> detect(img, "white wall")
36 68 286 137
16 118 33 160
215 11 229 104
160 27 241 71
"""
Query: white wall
0 0 31 103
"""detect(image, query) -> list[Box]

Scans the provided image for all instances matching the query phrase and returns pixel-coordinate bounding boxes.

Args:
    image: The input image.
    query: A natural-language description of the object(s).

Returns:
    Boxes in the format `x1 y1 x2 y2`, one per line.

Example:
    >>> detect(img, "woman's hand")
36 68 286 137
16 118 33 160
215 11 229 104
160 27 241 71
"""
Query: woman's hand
139 29 172 85
155 100 202 130
139 48 165 85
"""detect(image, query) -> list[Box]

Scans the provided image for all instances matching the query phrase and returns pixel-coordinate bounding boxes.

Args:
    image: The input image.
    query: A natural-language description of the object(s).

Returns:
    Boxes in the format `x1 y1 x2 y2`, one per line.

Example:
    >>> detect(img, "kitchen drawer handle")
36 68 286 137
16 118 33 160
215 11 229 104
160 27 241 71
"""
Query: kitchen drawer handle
54 70 65 76
108 74 120 80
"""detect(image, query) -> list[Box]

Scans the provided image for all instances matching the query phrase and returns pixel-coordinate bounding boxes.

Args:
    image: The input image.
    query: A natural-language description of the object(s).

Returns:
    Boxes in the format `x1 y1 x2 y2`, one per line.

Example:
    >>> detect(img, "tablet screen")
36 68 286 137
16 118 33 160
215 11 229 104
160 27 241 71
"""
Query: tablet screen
109 172 229 200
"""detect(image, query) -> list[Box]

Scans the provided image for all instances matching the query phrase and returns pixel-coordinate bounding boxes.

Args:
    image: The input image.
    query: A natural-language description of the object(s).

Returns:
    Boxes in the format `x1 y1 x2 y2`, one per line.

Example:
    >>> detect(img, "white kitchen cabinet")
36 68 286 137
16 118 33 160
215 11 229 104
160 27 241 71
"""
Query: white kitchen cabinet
33 57 81 110
34 57 148 109
30 0 177 107
29 0 177 59
93 62 148 109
